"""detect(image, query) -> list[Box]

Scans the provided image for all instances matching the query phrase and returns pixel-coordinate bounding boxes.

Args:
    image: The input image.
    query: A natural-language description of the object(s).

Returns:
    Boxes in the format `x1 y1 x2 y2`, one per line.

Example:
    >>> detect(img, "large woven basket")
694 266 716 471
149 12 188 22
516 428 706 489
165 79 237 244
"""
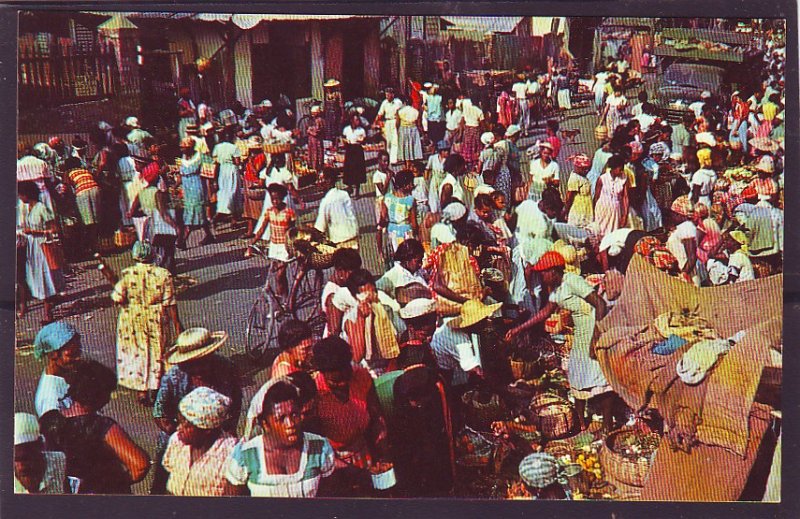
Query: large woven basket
599 428 658 489
530 394 574 440
113 227 137 249
264 142 292 154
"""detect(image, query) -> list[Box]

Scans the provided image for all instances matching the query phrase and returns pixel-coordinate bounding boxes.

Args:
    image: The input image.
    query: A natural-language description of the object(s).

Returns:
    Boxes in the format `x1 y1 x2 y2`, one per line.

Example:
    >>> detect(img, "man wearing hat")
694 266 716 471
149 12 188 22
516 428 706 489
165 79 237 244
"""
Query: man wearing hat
14 413 68 494
151 327 242 494
33 321 82 417
375 87 403 165
430 299 501 387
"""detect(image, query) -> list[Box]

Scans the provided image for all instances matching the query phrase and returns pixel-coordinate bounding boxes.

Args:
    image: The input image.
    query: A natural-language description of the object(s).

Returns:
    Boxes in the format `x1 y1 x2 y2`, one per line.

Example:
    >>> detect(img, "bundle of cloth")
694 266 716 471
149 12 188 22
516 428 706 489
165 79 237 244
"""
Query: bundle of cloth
594 255 782 501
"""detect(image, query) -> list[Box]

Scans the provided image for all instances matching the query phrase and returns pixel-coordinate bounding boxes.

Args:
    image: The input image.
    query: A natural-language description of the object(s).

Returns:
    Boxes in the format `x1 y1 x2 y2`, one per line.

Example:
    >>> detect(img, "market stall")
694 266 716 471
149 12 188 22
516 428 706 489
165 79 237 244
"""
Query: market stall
593 18 655 73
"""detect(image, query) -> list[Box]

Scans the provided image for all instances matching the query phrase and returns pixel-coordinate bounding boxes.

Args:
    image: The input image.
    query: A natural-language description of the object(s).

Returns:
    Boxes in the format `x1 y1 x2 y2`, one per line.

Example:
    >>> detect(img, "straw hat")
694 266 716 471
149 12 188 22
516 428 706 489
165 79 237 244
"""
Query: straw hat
753 155 775 174
480 132 496 146
539 141 554 151
310 105 322 115
749 137 779 154
324 78 341 88
168 328 228 364
399 298 437 320
179 137 195 149
449 300 502 329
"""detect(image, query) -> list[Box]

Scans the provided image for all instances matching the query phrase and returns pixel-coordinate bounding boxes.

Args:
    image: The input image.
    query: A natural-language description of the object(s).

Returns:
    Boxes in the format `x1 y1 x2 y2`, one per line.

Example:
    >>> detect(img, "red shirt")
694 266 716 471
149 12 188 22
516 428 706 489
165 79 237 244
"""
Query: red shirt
313 367 373 452
244 152 267 183
267 207 295 245
546 135 562 158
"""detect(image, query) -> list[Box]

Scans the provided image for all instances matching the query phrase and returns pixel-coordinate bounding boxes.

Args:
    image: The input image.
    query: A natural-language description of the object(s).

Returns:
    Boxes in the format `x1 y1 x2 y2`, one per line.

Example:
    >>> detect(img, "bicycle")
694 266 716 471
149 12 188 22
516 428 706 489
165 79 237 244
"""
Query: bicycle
244 238 327 360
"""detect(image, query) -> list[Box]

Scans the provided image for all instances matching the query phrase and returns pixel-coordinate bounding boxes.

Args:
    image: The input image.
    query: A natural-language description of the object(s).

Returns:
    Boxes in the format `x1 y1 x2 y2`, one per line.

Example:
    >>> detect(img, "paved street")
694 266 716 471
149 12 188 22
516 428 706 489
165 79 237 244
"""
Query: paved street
14 99 608 494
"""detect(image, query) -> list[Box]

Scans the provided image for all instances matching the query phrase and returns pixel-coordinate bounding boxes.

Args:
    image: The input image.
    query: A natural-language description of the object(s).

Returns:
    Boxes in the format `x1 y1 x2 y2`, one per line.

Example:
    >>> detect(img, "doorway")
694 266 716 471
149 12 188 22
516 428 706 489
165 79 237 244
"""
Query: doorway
341 22 365 100
251 25 311 105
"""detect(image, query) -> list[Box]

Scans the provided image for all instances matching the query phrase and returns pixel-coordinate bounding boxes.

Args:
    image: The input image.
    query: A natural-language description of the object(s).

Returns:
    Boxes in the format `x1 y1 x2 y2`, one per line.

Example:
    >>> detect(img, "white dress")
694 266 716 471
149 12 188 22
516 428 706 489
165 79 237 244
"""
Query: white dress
18 202 63 300
212 142 241 215
528 159 560 202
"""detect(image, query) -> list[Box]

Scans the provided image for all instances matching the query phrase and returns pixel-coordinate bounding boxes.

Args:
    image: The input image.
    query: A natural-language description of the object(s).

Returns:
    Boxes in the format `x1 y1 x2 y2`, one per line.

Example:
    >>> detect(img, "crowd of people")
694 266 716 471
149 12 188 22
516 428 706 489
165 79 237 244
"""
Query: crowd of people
15 24 785 497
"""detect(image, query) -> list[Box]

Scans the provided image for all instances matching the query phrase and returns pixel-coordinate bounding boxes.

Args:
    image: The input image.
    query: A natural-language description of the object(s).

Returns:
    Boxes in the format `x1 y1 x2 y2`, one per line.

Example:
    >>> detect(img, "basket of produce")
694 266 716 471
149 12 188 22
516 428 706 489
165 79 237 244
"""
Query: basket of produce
462 390 508 432
594 125 609 142
509 344 540 381
264 142 292 154
529 394 575 440
455 427 495 467
599 428 660 489
286 226 337 269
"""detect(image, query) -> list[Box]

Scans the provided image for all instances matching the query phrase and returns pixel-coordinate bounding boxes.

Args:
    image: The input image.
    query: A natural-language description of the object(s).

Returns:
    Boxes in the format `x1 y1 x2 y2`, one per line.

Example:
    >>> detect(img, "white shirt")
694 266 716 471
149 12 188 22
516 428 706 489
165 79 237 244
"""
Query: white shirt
593 72 610 93
666 220 698 270
689 101 706 119
527 80 541 96
373 170 389 197
378 98 403 121
515 199 554 243
35 372 71 417
512 82 528 100
439 173 465 204
728 250 755 282
635 112 657 133
462 104 484 127
430 318 482 385
314 188 359 244
17 155 51 181
342 125 366 144
445 109 463 132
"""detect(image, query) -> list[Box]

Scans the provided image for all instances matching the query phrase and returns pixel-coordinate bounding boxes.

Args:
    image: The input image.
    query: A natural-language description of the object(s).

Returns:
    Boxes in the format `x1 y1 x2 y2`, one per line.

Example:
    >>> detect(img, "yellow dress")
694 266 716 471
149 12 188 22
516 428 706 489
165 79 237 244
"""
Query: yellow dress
111 262 176 391
566 172 594 228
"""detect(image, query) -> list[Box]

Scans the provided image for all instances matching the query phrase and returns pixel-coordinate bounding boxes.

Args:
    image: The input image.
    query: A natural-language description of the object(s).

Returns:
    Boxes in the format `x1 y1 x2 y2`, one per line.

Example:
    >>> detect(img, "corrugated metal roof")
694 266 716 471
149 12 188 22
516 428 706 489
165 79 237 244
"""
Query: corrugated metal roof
194 13 377 29
441 16 524 34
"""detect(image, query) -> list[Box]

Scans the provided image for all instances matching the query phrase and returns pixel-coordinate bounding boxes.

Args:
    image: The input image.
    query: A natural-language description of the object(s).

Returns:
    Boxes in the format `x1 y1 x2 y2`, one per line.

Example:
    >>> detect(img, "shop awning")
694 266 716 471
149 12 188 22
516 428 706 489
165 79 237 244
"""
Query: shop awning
193 13 378 30
441 16 524 34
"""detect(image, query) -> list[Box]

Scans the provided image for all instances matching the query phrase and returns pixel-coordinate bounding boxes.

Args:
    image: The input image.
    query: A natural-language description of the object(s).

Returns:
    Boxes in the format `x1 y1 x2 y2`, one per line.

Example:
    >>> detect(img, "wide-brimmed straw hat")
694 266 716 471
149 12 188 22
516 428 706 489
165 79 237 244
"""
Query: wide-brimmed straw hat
324 78 341 88
449 300 502 329
749 137 779 154
753 154 775 174
168 328 228 364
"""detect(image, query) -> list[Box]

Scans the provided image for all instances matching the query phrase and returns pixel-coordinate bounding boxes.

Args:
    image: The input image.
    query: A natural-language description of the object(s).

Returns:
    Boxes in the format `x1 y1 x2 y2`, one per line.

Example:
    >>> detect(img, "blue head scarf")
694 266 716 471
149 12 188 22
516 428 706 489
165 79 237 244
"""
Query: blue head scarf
33 321 78 360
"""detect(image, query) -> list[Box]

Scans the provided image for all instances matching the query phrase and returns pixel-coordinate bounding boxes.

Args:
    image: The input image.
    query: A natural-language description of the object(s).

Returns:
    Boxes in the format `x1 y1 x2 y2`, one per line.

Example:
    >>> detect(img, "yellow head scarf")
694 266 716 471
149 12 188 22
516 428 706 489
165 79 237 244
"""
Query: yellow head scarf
697 148 713 168
729 230 749 255
552 240 580 275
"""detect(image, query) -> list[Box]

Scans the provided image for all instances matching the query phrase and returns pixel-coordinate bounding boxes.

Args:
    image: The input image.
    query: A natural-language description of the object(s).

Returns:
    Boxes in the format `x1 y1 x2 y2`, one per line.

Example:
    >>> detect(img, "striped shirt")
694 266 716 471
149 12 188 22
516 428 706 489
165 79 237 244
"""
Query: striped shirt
67 168 98 195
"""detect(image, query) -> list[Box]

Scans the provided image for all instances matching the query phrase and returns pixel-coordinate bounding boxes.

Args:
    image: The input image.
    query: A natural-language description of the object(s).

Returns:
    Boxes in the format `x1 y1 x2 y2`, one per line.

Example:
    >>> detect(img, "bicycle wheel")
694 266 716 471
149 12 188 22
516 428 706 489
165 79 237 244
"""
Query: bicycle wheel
292 267 324 323
245 290 284 360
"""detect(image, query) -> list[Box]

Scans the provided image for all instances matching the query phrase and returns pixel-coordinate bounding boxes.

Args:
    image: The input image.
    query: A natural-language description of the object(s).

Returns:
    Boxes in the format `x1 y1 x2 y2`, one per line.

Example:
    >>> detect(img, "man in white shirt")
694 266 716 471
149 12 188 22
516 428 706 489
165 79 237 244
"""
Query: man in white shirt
375 87 403 165
314 168 359 249
444 98 463 145
33 321 83 417
14 413 68 494
514 189 561 245
512 74 529 131
430 300 500 386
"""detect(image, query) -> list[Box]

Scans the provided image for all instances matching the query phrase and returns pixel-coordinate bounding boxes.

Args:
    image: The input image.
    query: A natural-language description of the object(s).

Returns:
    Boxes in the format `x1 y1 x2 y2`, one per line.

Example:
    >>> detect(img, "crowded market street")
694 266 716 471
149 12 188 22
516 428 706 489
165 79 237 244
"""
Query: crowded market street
14 13 783 500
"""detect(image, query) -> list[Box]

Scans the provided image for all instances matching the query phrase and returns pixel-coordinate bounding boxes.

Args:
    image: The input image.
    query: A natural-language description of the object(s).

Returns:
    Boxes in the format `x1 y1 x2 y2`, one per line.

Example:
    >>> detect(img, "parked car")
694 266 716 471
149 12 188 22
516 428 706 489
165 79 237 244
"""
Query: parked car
654 63 726 123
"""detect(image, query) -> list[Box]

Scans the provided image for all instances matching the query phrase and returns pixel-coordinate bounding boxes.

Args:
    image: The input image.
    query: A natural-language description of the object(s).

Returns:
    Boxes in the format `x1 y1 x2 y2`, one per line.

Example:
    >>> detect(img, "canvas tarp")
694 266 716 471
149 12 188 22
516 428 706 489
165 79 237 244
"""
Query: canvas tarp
594 255 781 500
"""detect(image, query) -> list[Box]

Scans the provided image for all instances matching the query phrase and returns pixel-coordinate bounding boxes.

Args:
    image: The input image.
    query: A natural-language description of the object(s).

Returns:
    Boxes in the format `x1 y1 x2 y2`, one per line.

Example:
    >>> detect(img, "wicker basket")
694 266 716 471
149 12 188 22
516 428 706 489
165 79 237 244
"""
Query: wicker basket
599 429 658 488
264 143 292 154
246 187 268 201
536 403 575 440
462 390 508 432
113 228 137 249
594 125 609 142
510 359 537 380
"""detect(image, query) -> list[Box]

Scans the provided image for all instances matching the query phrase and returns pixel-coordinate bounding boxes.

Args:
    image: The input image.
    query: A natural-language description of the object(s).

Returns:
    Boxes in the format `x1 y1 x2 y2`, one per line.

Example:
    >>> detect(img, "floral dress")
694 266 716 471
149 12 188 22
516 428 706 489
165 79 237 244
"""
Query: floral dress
566 172 593 228
594 172 628 239
111 262 176 392
384 192 415 253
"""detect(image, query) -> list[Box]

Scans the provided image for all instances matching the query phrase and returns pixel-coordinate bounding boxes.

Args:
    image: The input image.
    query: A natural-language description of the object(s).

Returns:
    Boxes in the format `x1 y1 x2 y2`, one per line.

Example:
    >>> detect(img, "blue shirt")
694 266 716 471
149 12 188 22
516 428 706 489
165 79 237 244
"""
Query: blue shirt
426 94 443 122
